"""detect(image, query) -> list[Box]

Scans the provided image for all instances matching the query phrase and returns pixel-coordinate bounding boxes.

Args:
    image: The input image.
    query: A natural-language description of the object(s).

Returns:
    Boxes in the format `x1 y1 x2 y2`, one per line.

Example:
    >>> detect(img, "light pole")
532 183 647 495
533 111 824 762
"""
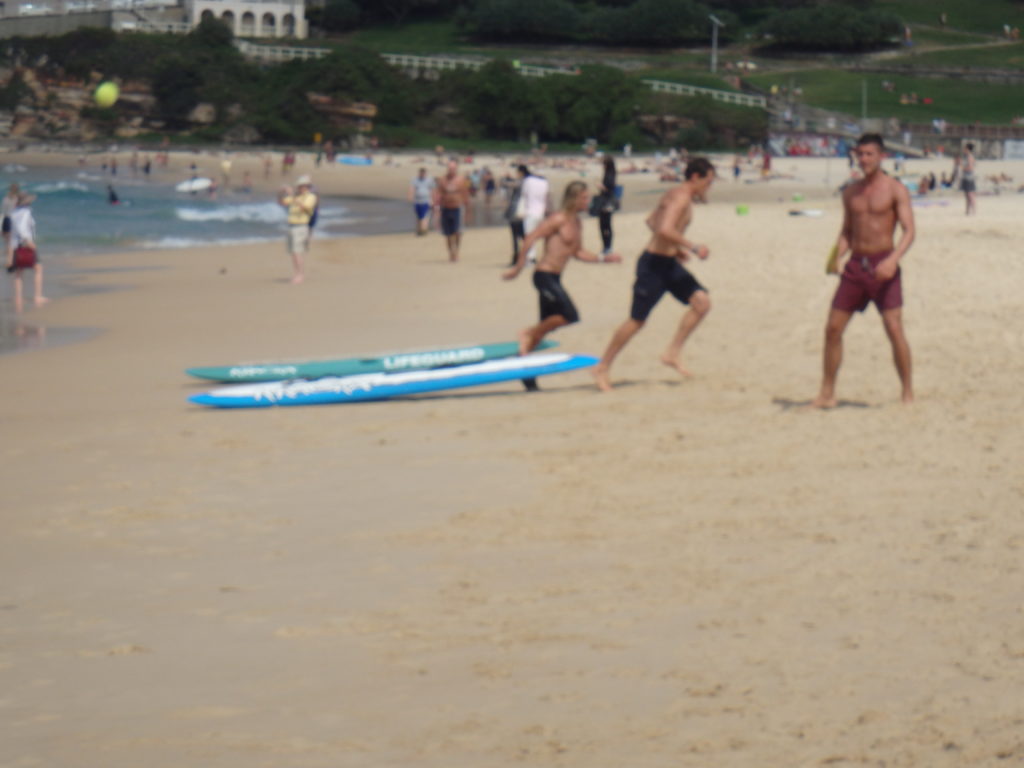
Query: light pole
709 14 725 74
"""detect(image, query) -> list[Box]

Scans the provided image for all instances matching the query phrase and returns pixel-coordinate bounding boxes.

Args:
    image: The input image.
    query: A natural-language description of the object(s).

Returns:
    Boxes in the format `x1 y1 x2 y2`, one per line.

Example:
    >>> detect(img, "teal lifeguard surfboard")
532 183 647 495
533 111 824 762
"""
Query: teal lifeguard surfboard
185 340 557 383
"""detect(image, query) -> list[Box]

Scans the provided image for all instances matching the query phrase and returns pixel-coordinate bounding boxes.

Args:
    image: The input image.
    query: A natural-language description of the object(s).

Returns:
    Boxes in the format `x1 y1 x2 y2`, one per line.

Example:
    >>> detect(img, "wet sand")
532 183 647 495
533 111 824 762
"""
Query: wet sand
2 150 1023 767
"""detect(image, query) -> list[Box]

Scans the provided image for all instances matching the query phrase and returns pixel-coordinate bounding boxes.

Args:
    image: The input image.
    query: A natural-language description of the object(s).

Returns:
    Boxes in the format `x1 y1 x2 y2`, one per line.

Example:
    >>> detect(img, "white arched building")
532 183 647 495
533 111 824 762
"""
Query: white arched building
187 0 307 39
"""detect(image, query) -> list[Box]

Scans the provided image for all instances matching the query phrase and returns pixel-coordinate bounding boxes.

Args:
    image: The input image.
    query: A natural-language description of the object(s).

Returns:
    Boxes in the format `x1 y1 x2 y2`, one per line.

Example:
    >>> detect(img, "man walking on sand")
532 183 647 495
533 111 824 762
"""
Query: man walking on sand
278 175 318 284
503 181 620 358
594 157 716 392
409 167 435 236
812 133 915 408
434 160 470 262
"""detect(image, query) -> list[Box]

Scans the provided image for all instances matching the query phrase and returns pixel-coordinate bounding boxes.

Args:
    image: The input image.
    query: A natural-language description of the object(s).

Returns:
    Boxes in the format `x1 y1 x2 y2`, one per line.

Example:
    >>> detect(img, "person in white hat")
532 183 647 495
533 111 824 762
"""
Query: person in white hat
277 175 318 284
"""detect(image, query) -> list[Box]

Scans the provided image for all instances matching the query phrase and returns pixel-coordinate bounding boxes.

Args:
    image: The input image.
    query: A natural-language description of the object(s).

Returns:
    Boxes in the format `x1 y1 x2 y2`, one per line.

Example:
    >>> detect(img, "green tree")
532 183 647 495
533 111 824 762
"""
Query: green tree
464 0 583 41
151 57 205 127
760 4 902 50
590 0 712 45
314 0 361 32
543 65 641 142
458 60 539 140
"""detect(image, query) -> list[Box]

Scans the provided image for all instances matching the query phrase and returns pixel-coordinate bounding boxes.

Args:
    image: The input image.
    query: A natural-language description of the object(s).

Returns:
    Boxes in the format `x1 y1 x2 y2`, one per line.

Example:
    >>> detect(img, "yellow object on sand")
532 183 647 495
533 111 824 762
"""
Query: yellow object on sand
825 243 840 275
94 82 119 108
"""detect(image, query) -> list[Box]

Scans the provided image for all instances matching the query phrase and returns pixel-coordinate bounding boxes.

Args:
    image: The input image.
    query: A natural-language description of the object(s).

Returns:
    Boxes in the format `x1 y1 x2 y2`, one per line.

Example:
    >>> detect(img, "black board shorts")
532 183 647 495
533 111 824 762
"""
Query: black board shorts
440 207 461 236
630 250 706 321
1 216 9 234
533 270 579 324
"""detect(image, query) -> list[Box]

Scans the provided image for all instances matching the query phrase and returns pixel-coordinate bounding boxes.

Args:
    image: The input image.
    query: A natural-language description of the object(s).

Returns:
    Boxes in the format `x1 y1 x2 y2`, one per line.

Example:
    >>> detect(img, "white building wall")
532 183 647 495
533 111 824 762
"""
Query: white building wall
188 0 306 39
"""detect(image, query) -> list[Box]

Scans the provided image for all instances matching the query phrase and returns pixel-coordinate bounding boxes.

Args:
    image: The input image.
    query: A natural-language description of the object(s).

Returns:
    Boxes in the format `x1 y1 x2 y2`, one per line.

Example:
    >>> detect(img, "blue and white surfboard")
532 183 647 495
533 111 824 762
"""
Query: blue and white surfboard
189 353 598 408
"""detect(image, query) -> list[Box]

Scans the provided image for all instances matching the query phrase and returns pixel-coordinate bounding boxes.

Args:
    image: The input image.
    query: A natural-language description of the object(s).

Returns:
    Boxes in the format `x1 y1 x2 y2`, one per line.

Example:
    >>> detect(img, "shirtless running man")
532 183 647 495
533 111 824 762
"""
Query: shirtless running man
593 157 716 392
503 181 620 356
434 160 471 262
812 133 915 408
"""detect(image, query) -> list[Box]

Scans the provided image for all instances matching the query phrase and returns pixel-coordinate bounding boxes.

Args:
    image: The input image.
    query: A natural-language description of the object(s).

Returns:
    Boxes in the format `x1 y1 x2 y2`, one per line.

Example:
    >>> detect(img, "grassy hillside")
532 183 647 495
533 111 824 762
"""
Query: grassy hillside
744 69 1023 124
882 41 1024 69
878 0 1023 35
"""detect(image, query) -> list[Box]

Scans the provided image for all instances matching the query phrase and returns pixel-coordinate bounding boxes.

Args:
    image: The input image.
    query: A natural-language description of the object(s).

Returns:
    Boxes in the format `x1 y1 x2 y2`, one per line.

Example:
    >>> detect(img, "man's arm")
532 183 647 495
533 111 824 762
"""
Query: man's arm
875 180 915 281
574 247 621 264
502 213 558 279
890 180 915 261
831 187 854 268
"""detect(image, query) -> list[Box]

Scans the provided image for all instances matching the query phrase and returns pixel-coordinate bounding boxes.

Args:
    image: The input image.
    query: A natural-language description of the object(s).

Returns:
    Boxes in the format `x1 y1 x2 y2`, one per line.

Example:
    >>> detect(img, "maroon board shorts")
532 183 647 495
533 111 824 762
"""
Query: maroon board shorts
832 251 903 313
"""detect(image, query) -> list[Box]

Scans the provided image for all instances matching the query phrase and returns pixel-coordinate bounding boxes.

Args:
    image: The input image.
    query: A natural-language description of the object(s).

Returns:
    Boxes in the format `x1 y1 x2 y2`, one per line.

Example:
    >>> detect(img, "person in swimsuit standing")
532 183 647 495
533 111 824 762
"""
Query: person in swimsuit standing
503 181 621 357
812 133 916 408
960 142 977 216
434 160 471 262
593 157 716 392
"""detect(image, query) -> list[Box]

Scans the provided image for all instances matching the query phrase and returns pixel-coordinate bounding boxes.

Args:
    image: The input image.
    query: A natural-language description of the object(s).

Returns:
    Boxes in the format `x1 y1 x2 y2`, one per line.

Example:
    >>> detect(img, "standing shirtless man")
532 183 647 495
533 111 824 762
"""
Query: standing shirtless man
812 133 915 408
503 181 620 356
594 157 716 392
434 160 471 262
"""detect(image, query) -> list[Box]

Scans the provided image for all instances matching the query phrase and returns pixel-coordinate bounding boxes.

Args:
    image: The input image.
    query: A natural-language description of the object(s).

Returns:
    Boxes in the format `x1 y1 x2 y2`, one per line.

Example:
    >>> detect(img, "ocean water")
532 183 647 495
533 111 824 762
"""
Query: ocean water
1 163 411 257
0 162 414 355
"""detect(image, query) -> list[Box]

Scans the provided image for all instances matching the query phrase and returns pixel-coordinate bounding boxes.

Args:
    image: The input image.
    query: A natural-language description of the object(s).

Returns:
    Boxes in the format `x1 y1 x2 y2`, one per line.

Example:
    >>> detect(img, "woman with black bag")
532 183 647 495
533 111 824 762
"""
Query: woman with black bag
597 154 617 257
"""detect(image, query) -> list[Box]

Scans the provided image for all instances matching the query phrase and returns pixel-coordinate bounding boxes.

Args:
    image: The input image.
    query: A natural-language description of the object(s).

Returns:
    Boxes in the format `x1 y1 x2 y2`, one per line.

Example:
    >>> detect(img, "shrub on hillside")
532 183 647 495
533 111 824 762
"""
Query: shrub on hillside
462 0 584 41
759 4 902 51
589 0 715 46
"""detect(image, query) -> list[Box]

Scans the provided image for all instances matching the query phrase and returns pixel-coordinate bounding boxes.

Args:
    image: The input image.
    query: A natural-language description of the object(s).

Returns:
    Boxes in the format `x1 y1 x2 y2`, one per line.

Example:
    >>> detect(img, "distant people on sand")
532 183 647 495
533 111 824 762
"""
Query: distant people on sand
594 157 717 392
960 142 977 215
433 160 471 262
409 167 435 236
813 134 915 408
277 175 318 285
502 180 621 370
596 154 619 257
518 166 550 264
5 192 48 313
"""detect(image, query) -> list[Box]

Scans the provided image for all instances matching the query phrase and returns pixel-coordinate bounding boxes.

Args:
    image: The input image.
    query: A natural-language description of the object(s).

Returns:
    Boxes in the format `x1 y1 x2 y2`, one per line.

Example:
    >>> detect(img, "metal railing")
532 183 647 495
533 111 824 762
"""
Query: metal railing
234 39 325 60
232 44 767 108
113 18 189 32
642 78 766 108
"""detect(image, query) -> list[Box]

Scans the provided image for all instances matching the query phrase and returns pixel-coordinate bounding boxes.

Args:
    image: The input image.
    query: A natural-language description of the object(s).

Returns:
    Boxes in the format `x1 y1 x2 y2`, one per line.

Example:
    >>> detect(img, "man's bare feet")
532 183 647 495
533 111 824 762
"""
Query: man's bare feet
34 296 49 307
808 394 837 409
290 274 304 284
593 365 613 392
902 390 914 404
660 354 693 378
517 328 532 356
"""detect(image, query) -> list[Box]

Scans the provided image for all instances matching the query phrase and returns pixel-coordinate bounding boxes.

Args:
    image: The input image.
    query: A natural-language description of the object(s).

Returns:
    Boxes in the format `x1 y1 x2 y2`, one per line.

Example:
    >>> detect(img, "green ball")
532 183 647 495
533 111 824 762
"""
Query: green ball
94 82 119 108
735 204 749 215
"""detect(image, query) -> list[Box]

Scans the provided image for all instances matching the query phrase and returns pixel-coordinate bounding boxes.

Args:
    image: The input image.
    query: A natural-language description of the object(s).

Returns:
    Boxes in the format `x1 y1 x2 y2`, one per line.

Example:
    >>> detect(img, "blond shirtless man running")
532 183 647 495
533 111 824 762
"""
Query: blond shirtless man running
812 133 915 408
434 160 471 262
594 157 716 392
503 181 620 357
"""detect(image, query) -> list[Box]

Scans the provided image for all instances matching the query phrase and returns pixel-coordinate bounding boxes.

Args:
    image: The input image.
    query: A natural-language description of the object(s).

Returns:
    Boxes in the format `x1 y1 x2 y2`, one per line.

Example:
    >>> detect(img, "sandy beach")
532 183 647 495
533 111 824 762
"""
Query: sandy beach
2 149 1023 767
